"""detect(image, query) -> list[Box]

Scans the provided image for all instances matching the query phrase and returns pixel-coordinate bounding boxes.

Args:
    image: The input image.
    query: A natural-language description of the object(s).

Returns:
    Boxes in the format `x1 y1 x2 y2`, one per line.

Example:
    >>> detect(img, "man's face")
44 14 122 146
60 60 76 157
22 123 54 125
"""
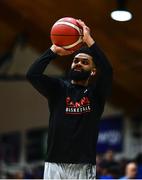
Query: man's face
105 150 114 161
69 53 96 81
126 163 137 178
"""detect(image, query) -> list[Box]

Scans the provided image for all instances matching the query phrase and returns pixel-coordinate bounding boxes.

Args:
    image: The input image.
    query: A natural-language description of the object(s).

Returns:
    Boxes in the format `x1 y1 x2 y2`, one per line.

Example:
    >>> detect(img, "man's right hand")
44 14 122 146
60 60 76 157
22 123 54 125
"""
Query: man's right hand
77 20 95 47
50 45 74 56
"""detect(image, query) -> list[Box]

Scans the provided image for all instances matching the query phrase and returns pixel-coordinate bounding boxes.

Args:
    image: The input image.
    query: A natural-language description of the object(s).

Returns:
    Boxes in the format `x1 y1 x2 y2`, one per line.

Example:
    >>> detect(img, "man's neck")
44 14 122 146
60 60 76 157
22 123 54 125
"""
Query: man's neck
71 79 89 87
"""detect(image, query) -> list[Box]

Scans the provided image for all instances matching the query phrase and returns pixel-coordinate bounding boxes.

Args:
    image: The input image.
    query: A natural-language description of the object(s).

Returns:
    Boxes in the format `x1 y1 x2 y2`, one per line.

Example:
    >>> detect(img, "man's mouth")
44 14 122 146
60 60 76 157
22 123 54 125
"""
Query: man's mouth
73 68 82 72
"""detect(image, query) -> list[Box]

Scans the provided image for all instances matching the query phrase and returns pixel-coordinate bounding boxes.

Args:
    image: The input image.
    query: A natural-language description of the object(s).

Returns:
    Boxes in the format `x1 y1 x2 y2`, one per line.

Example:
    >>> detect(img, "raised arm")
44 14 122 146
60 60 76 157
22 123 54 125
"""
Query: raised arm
89 42 113 99
26 46 73 99
78 20 113 100
26 48 60 98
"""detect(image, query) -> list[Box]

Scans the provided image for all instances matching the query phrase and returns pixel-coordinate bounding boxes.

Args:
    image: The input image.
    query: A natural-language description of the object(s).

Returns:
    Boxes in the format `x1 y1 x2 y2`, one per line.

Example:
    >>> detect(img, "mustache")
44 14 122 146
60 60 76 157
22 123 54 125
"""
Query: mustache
72 65 83 72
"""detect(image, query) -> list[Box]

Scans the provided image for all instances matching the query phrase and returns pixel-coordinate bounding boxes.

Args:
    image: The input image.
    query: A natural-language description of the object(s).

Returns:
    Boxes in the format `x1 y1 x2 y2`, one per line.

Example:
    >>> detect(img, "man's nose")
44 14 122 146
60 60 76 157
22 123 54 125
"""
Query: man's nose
75 63 82 68
76 61 82 65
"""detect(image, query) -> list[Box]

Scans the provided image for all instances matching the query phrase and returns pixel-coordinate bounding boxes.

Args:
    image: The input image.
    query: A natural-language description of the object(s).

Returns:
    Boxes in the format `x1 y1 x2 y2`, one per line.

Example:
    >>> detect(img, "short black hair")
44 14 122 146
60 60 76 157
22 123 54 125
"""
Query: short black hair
74 46 96 67
74 46 94 58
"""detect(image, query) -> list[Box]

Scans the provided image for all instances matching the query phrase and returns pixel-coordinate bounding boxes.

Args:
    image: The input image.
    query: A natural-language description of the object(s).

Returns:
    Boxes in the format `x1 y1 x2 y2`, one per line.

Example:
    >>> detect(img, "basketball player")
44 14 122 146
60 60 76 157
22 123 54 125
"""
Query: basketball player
26 20 113 179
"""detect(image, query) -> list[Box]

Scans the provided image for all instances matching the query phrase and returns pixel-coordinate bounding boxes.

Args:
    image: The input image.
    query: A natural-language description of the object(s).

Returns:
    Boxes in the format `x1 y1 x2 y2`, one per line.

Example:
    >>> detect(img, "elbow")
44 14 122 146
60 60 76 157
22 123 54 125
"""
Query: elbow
26 69 39 83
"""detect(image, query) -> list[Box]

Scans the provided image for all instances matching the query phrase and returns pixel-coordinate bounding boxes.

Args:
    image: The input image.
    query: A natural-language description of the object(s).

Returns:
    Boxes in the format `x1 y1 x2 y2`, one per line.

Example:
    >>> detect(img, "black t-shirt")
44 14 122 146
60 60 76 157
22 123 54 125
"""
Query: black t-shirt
26 43 113 164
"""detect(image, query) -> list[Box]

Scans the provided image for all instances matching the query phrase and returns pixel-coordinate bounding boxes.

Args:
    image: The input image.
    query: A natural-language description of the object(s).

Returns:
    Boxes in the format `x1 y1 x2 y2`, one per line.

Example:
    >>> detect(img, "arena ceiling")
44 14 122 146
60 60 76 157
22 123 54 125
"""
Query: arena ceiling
0 0 142 116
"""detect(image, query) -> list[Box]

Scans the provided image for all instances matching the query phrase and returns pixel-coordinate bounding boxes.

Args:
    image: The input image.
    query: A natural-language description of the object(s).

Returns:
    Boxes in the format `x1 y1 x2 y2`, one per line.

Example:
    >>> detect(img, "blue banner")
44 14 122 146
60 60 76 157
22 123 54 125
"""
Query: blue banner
97 115 123 153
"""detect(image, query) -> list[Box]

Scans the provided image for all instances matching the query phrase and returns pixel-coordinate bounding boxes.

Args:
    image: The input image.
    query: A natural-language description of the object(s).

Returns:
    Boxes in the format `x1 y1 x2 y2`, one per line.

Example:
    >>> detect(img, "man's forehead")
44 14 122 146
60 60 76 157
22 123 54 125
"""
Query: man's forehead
75 53 93 59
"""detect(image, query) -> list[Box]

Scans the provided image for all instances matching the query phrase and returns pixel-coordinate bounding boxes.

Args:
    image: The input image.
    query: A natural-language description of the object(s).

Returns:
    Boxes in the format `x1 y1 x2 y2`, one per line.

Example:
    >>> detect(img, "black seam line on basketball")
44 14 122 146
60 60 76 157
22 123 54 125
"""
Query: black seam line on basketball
51 34 83 36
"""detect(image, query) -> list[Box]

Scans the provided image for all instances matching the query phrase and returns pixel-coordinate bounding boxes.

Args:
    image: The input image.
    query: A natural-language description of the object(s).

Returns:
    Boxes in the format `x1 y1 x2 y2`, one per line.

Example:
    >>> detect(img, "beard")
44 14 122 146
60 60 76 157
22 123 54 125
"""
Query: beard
68 68 91 81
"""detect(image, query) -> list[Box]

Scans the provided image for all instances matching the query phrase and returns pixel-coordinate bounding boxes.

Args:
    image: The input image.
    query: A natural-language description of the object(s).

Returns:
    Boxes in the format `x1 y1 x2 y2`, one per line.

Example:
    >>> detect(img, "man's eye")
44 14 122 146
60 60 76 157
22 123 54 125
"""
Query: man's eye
82 60 89 65
74 59 79 64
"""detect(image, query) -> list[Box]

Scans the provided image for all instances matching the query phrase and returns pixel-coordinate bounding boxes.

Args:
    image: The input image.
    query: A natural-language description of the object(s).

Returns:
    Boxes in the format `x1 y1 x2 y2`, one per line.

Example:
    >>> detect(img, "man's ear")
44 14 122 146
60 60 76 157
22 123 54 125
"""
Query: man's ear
91 68 96 76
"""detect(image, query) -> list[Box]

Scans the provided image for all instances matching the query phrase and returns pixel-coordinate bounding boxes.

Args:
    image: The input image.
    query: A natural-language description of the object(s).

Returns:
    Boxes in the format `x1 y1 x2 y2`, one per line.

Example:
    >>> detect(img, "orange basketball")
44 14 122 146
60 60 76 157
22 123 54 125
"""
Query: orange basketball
50 17 83 51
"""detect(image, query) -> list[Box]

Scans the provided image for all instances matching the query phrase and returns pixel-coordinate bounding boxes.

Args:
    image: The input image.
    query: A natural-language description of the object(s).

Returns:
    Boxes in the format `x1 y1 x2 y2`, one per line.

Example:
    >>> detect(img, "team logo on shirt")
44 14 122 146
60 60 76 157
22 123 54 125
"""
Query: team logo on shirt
65 96 91 114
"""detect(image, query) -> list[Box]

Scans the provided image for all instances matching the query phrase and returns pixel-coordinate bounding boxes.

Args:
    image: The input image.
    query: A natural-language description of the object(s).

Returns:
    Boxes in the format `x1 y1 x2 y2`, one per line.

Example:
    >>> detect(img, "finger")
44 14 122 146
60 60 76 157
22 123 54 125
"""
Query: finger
85 26 90 31
68 50 74 54
64 50 74 55
78 19 86 26
77 19 85 27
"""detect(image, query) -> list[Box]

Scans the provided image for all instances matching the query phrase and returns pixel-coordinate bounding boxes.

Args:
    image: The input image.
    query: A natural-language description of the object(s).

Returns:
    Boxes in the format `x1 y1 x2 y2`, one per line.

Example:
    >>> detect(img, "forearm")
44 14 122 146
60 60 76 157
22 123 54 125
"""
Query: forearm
75 19 113 98
89 41 113 98
26 48 61 98
26 48 57 78
89 42 112 75
80 21 112 73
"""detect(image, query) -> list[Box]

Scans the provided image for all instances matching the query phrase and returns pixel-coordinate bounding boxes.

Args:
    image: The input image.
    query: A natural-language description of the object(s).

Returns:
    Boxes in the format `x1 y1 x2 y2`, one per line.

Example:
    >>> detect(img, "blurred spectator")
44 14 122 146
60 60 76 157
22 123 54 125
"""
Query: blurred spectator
98 165 114 179
103 149 119 168
1 151 142 179
99 162 120 179
97 150 120 179
119 162 138 179
13 171 24 179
